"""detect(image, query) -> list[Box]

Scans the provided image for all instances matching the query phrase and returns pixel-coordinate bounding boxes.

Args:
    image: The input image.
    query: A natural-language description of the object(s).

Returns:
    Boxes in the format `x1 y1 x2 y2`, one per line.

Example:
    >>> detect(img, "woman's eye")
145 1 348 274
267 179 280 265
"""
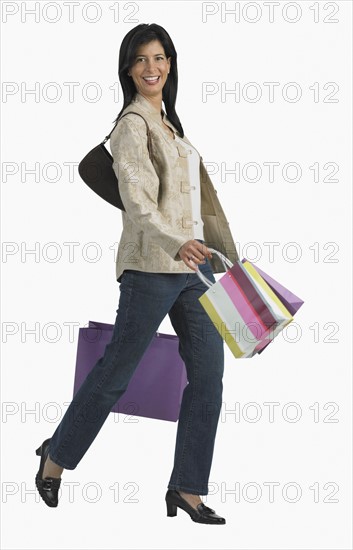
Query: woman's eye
136 56 164 62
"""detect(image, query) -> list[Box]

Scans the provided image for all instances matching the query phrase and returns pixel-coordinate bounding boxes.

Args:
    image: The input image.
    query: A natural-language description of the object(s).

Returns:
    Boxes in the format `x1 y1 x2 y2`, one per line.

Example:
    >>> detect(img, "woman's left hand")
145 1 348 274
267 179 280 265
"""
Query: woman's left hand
177 240 213 271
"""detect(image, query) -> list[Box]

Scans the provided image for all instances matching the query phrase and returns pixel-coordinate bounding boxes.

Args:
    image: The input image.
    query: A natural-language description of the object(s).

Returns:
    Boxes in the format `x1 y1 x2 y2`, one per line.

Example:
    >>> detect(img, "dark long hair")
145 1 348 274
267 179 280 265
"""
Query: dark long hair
113 23 184 138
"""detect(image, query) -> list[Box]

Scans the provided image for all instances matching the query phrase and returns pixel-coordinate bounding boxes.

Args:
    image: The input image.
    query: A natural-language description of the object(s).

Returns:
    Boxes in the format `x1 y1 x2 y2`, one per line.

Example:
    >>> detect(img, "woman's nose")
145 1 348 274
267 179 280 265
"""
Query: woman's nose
145 59 157 70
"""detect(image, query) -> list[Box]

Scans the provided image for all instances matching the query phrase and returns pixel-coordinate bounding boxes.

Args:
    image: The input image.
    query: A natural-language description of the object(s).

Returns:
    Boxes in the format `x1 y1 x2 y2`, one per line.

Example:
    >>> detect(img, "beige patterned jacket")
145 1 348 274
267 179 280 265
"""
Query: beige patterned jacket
110 92 239 283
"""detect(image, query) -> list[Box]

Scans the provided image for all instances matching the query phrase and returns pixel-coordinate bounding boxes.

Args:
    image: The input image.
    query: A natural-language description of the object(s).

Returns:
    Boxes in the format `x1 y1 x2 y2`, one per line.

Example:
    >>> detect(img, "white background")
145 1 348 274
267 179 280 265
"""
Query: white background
1 1 352 549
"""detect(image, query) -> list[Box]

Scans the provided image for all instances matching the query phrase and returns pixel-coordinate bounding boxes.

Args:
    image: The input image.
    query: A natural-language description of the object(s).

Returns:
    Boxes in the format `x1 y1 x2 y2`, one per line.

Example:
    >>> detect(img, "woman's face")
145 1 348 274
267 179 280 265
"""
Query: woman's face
129 39 171 98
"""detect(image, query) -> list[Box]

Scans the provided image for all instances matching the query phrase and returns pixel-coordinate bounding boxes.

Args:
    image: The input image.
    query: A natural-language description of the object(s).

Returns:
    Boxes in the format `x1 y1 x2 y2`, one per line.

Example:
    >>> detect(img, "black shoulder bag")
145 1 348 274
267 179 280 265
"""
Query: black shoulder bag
78 112 153 211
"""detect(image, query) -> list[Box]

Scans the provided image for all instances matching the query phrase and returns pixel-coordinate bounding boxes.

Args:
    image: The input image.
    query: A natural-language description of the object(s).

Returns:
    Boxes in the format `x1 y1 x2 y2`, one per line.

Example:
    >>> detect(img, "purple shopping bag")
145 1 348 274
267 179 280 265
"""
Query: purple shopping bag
241 258 304 354
73 321 188 422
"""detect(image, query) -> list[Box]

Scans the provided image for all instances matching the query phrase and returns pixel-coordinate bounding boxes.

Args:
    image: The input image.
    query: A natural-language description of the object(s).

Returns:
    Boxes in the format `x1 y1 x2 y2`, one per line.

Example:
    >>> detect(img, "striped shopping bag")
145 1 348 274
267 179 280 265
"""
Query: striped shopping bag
240 258 304 354
197 249 301 358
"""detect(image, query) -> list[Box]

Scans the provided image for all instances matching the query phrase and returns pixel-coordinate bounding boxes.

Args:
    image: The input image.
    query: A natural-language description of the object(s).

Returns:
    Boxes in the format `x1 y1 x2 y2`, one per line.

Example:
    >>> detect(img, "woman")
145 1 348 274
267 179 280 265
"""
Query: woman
35 23 239 524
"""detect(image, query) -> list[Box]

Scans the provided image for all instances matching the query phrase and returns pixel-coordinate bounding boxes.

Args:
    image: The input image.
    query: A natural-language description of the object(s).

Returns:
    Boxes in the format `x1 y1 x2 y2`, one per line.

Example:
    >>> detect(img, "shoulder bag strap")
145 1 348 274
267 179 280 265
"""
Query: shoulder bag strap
102 111 153 161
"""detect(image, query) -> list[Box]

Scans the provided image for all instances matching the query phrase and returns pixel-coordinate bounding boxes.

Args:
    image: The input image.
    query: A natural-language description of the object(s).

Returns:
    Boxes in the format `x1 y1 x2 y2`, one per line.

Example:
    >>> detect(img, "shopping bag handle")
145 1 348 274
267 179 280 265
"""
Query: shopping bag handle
195 248 234 289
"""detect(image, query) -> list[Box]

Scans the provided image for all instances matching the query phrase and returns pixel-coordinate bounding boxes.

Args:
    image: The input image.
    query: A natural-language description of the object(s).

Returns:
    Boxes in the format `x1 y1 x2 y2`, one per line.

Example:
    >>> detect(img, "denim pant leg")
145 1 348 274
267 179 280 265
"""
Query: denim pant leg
167 259 224 496
48 269 185 470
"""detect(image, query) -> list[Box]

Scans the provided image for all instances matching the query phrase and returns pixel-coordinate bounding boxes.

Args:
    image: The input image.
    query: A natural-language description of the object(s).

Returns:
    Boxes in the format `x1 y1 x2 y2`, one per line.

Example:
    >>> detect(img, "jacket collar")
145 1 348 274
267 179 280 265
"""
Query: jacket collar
129 92 178 133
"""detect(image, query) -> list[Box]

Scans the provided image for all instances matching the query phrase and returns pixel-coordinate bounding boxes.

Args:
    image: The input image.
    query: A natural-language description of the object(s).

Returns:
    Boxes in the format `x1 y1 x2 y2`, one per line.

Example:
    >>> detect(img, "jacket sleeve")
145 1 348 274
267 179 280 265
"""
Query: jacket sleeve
110 115 188 261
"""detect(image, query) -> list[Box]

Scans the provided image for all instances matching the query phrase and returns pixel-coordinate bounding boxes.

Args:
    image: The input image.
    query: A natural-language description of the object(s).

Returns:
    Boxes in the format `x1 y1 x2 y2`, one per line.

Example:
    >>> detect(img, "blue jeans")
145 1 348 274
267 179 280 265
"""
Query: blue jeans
48 242 224 495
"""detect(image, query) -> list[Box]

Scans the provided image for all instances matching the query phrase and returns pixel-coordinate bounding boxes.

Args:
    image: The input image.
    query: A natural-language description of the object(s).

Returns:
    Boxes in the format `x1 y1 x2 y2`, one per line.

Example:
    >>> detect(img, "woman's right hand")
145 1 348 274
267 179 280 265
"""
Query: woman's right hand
177 240 213 271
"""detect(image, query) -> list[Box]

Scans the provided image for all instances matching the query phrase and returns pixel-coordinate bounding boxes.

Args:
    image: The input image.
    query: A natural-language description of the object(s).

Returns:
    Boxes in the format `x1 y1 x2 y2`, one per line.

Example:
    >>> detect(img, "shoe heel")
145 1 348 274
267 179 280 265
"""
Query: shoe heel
35 446 42 456
166 501 177 517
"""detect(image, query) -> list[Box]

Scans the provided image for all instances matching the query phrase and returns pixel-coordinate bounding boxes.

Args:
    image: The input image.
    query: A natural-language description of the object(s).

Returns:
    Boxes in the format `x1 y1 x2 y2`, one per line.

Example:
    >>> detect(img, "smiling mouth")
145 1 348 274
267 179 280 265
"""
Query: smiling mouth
142 76 160 82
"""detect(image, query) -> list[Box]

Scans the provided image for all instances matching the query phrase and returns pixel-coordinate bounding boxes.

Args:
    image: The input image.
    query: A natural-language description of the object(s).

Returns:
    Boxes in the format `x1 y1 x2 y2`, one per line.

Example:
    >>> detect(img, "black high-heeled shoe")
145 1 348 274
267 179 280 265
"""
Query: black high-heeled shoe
165 489 226 524
35 438 61 507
